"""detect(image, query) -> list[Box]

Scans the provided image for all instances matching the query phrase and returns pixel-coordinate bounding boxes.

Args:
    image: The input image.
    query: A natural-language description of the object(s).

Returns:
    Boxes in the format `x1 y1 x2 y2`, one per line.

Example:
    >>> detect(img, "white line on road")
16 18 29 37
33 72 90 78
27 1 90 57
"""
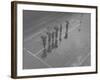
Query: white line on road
35 48 44 56
68 24 80 33
24 29 46 42
79 52 90 66
24 48 52 68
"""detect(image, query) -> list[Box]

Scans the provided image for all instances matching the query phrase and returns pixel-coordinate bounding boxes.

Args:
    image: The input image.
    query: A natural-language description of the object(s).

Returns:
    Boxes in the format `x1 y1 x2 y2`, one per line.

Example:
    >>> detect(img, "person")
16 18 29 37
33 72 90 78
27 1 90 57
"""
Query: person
59 24 62 42
51 31 55 49
64 21 69 39
78 20 82 32
54 26 59 48
41 35 47 48
41 35 47 59
46 31 52 53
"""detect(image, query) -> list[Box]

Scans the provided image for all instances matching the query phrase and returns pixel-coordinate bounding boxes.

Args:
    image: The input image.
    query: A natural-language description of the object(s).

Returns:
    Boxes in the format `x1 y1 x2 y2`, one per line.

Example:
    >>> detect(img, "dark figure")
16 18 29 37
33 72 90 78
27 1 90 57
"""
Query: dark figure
51 31 55 49
64 21 69 39
78 20 82 32
41 35 47 59
46 31 52 53
54 26 59 48
59 24 62 42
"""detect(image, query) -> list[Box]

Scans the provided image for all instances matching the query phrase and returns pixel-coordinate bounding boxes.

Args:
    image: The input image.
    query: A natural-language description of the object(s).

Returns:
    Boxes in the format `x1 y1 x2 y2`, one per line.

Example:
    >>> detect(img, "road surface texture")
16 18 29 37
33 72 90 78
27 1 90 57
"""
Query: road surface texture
23 10 91 69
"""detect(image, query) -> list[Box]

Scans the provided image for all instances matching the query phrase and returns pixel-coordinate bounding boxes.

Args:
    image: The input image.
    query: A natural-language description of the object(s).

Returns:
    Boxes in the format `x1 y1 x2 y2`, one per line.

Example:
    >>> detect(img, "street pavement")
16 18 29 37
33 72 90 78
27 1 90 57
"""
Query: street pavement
23 11 91 69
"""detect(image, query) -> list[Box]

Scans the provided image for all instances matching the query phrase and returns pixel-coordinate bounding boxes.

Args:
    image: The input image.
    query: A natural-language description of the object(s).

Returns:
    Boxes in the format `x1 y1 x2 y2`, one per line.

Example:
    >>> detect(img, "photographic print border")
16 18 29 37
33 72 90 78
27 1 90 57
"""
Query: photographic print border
11 1 98 79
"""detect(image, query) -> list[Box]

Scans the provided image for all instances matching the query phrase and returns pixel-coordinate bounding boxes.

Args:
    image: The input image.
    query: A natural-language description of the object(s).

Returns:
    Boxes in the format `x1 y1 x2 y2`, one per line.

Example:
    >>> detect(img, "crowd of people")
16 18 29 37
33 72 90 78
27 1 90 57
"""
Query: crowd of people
40 21 69 59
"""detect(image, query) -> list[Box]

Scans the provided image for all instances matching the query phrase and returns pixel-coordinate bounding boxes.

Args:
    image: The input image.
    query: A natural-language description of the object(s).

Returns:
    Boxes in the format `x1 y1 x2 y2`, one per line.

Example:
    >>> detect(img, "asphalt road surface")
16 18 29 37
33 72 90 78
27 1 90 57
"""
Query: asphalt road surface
23 10 91 69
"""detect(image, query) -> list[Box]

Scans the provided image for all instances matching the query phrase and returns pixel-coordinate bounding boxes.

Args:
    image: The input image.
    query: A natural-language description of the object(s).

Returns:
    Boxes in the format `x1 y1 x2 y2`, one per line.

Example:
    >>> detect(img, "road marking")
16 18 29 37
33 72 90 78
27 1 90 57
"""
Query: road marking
24 29 46 42
35 48 44 56
24 48 52 68
79 52 90 66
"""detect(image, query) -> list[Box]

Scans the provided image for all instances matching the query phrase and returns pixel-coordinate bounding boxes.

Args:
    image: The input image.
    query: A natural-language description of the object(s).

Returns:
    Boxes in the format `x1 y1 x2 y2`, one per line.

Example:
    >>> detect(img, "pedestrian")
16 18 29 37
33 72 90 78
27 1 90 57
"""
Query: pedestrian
51 31 55 49
59 24 62 42
46 31 52 53
54 26 59 48
64 21 69 39
41 35 47 59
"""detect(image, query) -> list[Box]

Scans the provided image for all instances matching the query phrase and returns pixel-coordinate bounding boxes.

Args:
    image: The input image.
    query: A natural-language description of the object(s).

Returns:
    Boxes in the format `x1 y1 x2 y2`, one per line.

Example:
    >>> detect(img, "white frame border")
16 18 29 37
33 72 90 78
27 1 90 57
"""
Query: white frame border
16 3 96 76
